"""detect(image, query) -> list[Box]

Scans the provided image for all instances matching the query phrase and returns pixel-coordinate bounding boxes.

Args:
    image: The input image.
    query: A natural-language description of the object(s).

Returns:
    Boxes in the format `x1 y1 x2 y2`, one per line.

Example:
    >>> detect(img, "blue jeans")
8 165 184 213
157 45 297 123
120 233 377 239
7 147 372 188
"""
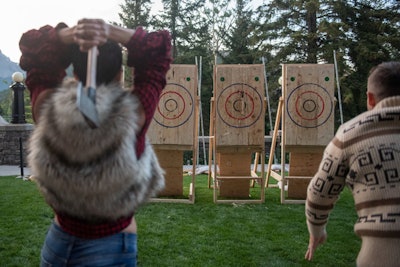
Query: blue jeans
41 221 137 267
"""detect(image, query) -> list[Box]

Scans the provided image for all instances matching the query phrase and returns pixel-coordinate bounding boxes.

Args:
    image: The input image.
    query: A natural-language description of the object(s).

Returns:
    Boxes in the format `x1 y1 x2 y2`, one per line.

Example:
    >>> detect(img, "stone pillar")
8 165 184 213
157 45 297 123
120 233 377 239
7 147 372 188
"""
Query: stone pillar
0 124 33 166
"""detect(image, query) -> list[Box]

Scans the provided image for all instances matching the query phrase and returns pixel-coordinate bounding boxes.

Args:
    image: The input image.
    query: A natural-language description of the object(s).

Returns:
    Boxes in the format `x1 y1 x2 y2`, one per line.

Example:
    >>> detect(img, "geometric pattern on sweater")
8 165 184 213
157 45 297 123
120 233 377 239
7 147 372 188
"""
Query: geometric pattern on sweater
343 111 400 134
306 96 400 241
310 156 346 198
348 145 400 189
357 212 400 224
306 208 329 224
310 142 400 198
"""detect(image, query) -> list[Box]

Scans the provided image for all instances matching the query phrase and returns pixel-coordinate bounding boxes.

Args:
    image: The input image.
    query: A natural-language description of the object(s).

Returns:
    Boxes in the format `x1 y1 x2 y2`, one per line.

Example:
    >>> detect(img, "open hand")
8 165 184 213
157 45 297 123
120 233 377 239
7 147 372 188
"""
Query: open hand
305 233 327 261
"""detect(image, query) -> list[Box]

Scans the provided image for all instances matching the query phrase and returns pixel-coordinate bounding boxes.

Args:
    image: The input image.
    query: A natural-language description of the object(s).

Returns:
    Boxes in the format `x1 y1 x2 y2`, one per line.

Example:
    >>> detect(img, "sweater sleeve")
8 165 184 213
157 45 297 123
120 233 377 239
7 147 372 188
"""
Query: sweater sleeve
125 27 172 156
19 23 72 110
305 133 348 238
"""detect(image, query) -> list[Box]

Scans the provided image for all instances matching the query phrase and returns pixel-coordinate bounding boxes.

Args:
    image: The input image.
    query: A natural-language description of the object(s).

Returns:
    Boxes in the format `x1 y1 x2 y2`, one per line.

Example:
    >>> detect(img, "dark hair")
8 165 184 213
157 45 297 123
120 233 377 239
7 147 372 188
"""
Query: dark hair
368 61 400 102
71 40 123 85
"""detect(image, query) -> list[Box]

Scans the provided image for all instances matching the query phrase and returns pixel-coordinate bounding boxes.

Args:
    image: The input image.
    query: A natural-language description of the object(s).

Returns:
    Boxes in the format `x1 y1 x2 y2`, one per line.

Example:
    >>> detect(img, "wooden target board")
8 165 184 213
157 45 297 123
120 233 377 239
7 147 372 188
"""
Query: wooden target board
283 64 335 146
214 64 265 147
148 65 197 146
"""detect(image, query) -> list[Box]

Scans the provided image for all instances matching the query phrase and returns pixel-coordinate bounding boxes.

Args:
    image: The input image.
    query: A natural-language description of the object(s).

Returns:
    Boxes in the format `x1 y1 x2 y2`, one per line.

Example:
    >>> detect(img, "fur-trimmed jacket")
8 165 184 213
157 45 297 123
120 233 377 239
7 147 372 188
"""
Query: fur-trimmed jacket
28 79 165 222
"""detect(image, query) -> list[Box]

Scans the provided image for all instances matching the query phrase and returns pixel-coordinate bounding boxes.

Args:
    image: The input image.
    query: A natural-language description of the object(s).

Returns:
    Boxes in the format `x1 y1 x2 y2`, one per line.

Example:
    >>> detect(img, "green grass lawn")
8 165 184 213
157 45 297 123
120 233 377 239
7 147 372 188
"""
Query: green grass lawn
0 174 360 267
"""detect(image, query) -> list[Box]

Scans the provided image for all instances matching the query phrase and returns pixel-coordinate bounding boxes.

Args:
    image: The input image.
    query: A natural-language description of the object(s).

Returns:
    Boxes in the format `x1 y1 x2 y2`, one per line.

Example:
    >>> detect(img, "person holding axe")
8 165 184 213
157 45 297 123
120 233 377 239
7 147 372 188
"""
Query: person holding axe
19 18 172 266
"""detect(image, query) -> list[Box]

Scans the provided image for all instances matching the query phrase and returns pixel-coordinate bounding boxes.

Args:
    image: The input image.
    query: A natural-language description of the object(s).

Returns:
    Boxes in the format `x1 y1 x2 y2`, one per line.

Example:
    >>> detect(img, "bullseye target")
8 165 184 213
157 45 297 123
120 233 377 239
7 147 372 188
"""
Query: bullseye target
286 82 333 128
217 83 263 128
153 83 194 128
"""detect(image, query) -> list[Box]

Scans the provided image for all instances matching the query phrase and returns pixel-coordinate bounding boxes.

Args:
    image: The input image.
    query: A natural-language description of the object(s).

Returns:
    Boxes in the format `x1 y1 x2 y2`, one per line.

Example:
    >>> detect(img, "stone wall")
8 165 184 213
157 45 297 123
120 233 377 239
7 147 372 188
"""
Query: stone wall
0 124 34 166
0 125 276 167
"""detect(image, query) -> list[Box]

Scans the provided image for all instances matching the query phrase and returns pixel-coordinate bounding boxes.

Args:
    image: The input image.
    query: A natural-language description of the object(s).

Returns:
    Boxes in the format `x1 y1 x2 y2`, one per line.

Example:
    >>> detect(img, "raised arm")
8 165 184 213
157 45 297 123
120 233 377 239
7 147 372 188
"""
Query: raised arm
19 23 74 121
20 19 172 157
72 19 172 156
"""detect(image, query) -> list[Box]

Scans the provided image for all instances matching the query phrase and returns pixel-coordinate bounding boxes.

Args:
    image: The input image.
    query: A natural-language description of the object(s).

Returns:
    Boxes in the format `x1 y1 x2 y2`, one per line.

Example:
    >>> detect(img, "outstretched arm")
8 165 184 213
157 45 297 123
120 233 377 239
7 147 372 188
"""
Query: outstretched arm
304 138 347 261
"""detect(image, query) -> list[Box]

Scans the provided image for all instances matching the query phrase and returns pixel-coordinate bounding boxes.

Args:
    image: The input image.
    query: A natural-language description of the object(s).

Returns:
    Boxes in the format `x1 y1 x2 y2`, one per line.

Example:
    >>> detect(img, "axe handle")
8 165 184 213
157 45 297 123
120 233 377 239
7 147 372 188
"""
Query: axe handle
86 46 98 88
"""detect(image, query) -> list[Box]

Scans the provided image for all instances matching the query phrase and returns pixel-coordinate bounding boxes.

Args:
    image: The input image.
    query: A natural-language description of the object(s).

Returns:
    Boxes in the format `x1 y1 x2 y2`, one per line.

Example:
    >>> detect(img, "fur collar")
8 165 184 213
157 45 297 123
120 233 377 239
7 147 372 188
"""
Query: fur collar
28 79 164 221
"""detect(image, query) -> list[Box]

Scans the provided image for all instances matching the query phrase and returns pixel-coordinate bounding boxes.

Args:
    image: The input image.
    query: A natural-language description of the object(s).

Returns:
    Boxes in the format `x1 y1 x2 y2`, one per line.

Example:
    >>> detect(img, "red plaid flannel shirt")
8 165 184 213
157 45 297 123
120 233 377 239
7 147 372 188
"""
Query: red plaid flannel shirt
19 25 172 239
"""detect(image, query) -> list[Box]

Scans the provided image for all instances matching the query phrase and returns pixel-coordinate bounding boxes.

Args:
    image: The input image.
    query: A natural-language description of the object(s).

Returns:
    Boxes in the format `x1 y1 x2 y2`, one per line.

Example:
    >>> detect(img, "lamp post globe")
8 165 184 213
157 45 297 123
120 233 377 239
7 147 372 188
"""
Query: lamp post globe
12 72 24 83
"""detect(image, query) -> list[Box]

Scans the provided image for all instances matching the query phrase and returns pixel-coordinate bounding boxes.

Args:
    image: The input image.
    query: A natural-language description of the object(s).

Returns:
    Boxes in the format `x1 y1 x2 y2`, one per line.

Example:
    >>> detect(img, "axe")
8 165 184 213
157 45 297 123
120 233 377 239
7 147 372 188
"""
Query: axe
76 46 100 128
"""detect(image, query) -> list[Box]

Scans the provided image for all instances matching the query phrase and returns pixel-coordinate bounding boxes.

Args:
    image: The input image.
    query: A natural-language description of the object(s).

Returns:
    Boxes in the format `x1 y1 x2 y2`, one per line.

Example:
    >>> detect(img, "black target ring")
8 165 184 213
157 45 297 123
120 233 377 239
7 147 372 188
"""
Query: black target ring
217 83 263 128
286 82 333 128
153 83 194 128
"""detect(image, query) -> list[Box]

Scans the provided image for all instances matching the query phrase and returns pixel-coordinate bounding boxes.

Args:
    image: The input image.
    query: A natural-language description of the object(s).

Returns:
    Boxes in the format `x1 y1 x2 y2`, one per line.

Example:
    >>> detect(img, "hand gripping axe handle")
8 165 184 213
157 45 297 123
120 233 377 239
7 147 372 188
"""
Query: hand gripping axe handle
76 46 100 128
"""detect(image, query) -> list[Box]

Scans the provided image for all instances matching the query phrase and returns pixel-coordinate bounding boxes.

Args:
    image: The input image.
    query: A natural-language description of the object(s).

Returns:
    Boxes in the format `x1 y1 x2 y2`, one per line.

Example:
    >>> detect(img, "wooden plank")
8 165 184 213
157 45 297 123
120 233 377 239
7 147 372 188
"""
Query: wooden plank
287 177 312 199
218 152 252 176
289 152 322 176
215 145 263 153
282 199 306 204
286 152 322 199
153 144 193 151
217 176 255 179
154 150 183 196
150 198 194 204
157 167 183 196
147 66 198 203
189 183 193 198
219 179 250 198
270 171 282 181
217 152 252 198
278 64 335 203
155 149 183 167
265 97 283 187
285 145 326 153
215 199 263 204
282 64 335 146
251 171 258 178
214 64 265 147
148 64 197 146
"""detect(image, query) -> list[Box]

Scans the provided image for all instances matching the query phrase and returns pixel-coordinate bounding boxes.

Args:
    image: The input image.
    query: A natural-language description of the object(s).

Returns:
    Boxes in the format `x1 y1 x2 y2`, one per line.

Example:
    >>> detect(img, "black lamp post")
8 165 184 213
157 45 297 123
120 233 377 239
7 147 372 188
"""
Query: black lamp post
10 72 26 124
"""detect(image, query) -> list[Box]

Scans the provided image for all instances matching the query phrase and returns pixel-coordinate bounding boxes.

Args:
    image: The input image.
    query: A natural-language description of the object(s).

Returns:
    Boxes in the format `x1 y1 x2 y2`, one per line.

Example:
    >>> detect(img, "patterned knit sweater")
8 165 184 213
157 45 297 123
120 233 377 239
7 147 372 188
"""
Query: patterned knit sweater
306 96 400 260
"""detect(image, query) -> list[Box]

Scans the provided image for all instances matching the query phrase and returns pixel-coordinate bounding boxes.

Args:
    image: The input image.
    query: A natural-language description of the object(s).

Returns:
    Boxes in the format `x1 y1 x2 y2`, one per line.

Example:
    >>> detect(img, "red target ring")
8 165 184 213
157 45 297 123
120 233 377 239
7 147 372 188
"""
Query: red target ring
286 83 333 128
217 83 263 128
295 91 325 120
225 90 255 120
153 83 194 128
157 91 185 120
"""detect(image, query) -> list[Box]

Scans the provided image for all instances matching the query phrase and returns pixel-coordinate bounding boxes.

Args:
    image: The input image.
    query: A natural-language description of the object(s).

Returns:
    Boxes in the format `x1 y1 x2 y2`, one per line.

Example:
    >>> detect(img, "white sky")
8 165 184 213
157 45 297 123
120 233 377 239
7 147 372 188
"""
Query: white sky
1 0 162 63
1 0 265 63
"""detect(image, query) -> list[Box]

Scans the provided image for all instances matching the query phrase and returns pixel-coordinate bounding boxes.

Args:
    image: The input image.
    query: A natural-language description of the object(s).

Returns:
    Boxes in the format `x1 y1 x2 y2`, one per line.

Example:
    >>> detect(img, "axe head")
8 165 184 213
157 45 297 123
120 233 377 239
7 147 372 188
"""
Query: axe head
76 82 100 129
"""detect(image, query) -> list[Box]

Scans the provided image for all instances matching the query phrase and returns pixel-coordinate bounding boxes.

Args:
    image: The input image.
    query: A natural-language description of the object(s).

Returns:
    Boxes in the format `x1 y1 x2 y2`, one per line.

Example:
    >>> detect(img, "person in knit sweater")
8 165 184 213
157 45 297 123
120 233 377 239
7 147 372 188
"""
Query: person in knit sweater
19 19 171 266
305 61 400 267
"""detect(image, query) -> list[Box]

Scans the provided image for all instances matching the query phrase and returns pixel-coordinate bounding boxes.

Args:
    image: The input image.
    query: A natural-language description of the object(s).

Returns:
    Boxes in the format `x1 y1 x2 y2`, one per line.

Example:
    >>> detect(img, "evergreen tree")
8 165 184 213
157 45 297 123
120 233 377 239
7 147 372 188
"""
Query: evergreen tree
338 0 400 120
118 0 153 87
220 0 258 64
153 0 222 134
255 0 400 124
119 0 152 28
154 0 209 60
256 0 324 64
